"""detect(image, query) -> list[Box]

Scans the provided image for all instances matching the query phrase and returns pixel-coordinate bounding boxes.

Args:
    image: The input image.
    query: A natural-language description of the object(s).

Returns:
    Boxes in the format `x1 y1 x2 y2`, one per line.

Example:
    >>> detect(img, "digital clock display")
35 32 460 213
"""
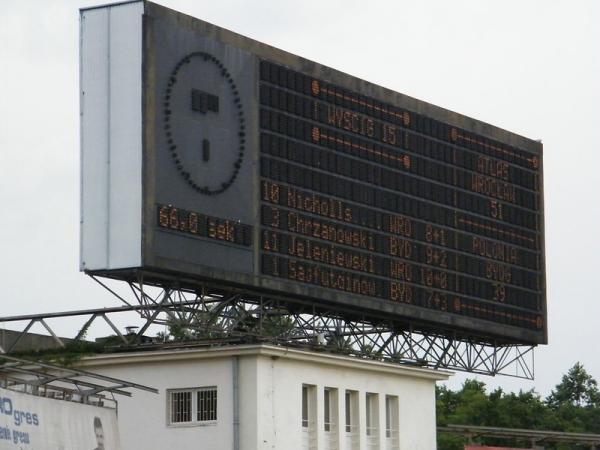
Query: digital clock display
157 204 252 247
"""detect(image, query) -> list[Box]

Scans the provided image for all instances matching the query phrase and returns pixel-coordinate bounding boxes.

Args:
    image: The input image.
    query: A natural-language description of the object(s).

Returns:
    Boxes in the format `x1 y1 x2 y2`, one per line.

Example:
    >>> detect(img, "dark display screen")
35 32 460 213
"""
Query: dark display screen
257 60 544 334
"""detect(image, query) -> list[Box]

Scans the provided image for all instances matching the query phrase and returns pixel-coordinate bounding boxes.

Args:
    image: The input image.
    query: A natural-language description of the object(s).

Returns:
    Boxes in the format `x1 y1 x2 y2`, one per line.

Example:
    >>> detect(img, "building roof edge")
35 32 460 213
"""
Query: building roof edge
78 344 451 381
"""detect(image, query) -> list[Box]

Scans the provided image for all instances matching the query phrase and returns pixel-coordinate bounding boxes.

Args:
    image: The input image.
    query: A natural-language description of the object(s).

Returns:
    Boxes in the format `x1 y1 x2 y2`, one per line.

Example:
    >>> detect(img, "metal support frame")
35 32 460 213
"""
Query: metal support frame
0 354 158 407
0 271 535 379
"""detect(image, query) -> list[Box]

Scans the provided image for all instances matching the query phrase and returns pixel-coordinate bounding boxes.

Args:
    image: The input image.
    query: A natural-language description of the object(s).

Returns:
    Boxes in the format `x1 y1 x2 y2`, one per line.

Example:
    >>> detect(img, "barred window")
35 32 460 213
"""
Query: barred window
385 395 399 446
366 393 378 437
345 390 358 434
302 385 309 428
197 388 218 422
168 387 217 425
170 391 192 423
324 388 331 432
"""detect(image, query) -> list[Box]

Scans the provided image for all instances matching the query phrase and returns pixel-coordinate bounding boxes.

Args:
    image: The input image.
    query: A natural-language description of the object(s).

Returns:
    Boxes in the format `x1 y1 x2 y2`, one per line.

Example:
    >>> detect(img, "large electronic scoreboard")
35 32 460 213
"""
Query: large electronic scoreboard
80 1 546 345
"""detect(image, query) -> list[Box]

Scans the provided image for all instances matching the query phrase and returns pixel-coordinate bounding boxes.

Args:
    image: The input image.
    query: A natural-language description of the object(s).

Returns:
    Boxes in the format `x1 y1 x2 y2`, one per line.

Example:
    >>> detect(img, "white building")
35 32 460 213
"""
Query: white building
81 344 449 450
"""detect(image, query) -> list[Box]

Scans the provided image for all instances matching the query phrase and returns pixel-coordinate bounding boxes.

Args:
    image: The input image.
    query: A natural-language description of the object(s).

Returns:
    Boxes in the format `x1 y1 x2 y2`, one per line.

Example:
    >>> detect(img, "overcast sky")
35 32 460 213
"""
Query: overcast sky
1 0 598 397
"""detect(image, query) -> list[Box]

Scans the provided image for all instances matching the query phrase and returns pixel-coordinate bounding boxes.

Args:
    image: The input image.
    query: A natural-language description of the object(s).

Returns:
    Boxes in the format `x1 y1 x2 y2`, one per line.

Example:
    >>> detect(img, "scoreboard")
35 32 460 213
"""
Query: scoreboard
80 1 546 345
257 59 543 336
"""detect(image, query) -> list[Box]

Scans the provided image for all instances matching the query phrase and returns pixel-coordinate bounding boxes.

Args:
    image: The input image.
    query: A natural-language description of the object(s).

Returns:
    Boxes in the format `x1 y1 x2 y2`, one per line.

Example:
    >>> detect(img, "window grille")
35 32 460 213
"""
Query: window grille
168 387 217 425
197 388 218 422
170 390 192 423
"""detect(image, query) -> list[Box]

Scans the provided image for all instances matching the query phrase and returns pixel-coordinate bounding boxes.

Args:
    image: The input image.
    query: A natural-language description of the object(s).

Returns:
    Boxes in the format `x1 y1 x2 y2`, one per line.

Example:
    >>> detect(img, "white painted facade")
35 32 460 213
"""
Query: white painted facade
81 345 449 450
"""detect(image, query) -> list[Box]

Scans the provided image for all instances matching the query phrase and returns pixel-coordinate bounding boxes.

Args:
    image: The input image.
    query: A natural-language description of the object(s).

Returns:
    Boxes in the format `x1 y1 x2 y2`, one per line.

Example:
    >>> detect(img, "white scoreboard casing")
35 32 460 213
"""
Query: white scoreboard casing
80 1 143 271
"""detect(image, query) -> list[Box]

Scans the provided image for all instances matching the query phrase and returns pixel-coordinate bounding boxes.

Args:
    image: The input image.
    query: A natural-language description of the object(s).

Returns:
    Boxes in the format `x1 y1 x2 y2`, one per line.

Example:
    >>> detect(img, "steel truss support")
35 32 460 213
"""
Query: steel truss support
0 354 158 407
0 271 535 379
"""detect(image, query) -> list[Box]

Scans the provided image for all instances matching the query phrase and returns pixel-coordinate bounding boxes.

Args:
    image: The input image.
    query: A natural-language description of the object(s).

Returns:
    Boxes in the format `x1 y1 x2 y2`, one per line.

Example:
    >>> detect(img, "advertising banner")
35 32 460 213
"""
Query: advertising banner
0 387 121 450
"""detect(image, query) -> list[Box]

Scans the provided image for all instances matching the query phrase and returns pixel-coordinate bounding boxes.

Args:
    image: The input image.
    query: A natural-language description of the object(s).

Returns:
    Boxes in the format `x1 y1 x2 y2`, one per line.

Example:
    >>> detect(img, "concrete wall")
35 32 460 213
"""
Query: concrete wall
253 353 439 450
81 345 448 450
86 354 235 450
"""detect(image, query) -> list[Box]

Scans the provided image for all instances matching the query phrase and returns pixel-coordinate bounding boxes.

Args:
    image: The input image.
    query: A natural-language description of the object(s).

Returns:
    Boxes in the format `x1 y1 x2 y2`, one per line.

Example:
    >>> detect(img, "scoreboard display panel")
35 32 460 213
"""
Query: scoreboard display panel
80 1 546 345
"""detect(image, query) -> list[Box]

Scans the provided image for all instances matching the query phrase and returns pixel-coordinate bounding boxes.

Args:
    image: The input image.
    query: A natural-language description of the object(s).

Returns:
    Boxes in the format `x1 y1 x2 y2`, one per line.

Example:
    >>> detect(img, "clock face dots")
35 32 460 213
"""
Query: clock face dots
163 52 245 195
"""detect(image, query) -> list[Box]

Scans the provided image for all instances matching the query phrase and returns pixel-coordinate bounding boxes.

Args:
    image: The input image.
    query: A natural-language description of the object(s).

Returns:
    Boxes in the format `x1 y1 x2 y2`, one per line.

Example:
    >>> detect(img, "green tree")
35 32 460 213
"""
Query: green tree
448 379 490 426
547 362 600 409
482 390 544 448
437 364 600 450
